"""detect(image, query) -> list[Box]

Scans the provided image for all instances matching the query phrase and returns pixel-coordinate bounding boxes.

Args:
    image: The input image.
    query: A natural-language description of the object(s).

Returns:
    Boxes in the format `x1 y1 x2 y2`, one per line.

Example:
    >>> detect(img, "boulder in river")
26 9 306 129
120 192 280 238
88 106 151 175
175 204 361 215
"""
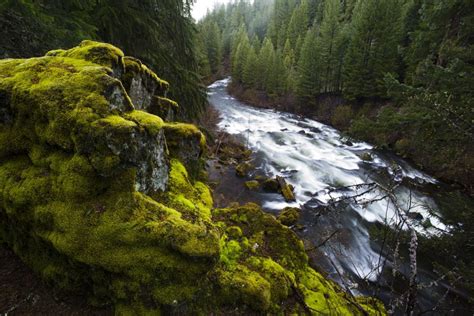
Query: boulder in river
277 176 296 202
361 152 374 161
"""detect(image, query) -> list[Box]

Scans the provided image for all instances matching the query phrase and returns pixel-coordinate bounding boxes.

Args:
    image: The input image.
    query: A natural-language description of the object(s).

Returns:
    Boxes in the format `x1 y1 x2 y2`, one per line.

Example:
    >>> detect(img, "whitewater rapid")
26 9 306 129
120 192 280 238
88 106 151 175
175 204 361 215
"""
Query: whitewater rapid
208 78 447 286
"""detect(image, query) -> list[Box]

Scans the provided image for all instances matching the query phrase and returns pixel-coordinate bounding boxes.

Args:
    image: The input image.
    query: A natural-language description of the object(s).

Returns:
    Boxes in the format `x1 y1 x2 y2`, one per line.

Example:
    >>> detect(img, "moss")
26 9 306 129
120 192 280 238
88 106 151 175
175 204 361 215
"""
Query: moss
278 207 301 226
226 226 243 239
216 264 272 311
164 122 206 148
165 159 212 219
212 203 385 314
125 110 164 135
220 238 242 269
46 40 125 70
244 180 260 190
163 123 206 179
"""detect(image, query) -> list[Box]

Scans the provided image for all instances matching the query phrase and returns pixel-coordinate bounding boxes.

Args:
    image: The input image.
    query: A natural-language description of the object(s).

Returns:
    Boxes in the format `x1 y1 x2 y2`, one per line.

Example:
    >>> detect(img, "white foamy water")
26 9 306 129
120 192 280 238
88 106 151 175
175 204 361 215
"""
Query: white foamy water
208 78 446 284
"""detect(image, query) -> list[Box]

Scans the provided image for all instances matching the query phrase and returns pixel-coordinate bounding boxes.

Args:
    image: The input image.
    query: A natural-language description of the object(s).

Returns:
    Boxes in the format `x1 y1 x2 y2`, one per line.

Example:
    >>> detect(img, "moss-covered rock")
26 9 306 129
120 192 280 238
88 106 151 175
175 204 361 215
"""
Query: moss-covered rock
278 207 301 226
261 177 280 192
244 180 260 190
0 41 385 314
277 176 296 202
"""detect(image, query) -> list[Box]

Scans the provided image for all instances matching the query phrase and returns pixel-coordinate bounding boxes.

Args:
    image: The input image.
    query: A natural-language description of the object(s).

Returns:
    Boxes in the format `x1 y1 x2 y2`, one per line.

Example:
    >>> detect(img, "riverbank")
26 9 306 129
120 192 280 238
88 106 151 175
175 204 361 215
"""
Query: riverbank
210 77 473 314
227 81 473 196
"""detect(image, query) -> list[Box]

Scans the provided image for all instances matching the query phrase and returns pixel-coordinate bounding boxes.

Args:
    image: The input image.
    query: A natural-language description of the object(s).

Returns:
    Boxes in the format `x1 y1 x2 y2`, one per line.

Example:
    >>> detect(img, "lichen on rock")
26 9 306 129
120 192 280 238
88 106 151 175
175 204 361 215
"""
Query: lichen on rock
0 41 385 315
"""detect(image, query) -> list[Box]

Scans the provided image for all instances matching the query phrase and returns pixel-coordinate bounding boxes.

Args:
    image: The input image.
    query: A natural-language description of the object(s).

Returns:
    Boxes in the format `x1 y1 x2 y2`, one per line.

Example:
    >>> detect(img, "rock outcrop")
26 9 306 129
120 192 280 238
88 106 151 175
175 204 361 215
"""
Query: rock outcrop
0 41 385 314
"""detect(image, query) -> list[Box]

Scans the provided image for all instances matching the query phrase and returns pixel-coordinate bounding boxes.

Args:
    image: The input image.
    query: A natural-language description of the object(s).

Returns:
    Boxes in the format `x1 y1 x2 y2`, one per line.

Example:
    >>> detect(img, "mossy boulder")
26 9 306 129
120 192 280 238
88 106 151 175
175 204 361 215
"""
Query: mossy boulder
244 180 260 190
0 40 217 310
261 177 280 192
278 207 301 226
0 41 385 314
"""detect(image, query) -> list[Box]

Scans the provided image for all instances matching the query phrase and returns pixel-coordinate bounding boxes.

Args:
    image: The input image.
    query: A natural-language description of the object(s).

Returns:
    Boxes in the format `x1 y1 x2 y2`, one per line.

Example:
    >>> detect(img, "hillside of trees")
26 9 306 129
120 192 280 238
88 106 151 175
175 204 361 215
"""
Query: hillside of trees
197 0 473 193
0 0 206 120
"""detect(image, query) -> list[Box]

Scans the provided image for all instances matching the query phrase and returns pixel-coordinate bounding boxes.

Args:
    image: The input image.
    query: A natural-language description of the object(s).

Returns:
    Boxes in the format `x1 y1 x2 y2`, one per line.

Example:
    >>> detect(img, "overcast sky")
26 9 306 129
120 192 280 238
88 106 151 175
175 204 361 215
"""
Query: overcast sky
192 0 231 21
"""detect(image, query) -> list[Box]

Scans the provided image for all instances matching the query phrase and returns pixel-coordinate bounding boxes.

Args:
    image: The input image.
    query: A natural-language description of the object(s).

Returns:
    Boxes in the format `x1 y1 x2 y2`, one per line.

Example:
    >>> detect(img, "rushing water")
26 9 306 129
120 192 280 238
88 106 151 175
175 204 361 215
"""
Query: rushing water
207 78 469 313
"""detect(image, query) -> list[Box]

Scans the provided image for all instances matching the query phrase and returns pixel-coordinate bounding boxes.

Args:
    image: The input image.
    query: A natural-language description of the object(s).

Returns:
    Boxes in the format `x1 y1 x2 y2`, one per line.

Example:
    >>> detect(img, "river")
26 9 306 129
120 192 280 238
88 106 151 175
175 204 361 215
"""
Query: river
207 78 471 315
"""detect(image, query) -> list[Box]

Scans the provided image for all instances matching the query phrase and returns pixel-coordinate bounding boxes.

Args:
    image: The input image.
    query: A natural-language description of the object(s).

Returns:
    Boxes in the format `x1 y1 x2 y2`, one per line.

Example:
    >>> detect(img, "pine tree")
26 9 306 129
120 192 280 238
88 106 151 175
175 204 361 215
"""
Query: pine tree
318 0 343 93
296 27 321 103
283 38 297 92
257 37 276 90
271 50 288 95
287 0 310 46
232 31 251 83
294 35 304 65
342 0 404 99
243 46 259 87
200 21 222 74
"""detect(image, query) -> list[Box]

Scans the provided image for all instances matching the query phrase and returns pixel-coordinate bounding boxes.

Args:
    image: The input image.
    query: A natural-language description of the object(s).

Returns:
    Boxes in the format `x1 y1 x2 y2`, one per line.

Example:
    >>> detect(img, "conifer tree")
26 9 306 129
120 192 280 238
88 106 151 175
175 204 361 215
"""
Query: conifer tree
271 50 288 95
200 21 223 74
343 0 404 99
318 0 343 93
232 32 251 83
287 0 310 46
283 38 297 92
256 37 276 90
296 27 321 103
243 46 259 87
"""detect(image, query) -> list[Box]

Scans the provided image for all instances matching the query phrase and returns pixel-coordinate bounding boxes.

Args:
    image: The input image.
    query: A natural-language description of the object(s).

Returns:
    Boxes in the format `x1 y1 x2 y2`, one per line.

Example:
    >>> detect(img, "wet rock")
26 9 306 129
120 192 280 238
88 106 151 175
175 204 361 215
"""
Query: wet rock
361 152 373 161
278 207 301 226
407 212 424 221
